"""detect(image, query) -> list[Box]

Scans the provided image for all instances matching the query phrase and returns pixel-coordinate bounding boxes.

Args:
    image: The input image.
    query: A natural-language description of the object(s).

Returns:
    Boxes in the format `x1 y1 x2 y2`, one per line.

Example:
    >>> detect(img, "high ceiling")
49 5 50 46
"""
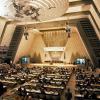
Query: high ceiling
0 0 69 21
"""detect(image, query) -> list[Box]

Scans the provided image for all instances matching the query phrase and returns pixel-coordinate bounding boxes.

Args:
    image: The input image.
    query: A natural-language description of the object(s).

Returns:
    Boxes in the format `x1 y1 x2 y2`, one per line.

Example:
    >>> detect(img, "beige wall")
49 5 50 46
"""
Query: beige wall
0 17 7 40
90 5 100 29
30 34 51 63
88 15 100 40
1 23 16 46
14 31 35 63
61 27 89 63
14 27 89 63
89 5 100 39
93 0 100 13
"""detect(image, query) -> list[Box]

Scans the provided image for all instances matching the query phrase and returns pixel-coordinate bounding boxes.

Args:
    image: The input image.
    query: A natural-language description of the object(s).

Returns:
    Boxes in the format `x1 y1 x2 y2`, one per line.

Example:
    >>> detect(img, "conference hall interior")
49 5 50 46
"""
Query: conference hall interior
0 0 100 100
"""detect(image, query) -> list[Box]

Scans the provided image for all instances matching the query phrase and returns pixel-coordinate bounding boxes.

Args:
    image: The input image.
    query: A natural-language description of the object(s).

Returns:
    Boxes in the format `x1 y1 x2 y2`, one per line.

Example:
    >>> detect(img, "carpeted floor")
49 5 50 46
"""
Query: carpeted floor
61 72 75 100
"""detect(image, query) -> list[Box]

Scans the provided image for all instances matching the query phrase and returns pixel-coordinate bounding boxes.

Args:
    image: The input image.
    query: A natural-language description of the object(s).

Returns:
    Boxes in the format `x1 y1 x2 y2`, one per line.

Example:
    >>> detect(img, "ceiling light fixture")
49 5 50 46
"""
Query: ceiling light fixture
24 26 29 40
65 22 71 38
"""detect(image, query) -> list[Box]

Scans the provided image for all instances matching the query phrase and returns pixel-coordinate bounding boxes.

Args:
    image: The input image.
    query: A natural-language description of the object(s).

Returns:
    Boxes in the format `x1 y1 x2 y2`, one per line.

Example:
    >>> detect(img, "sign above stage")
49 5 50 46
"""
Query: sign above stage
44 47 65 51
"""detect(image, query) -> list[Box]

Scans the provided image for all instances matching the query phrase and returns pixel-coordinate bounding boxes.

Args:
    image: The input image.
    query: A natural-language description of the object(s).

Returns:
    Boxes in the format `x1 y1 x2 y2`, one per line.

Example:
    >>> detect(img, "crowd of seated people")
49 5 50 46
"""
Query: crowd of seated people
75 68 100 100
0 63 73 100
16 66 72 100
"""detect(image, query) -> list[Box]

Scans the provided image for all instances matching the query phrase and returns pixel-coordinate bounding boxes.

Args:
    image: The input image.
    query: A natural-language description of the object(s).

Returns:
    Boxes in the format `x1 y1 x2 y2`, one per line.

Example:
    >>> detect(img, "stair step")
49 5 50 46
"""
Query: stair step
93 49 100 56
7 26 24 59
84 33 95 36
80 21 90 24
90 41 100 44
78 19 100 67
90 43 100 47
89 39 100 42
94 52 100 57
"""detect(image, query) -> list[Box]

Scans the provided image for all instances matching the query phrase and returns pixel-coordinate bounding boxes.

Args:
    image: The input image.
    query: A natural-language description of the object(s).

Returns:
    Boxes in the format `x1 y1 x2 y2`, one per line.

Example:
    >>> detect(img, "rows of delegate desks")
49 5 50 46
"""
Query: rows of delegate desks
75 69 100 100
0 65 72 100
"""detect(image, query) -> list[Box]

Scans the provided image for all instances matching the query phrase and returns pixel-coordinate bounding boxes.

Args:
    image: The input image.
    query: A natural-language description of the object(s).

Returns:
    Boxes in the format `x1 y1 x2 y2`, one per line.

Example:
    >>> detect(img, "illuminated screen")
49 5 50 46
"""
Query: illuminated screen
76 58 85 64
21 57 30 64
44 47 65 51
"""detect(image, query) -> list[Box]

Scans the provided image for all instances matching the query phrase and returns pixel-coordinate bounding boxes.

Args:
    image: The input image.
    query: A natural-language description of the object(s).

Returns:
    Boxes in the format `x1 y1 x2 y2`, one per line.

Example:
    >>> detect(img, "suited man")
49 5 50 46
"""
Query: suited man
65 88 72 100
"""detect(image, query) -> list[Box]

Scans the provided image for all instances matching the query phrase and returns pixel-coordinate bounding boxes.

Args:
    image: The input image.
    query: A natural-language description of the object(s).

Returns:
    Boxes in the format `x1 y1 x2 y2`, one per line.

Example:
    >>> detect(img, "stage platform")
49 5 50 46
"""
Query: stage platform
23 63 78 68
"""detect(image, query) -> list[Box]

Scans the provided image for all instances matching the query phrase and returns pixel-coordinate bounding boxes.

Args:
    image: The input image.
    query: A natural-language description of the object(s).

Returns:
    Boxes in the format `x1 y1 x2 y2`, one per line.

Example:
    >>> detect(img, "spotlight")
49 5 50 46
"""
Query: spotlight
65 22 71 38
